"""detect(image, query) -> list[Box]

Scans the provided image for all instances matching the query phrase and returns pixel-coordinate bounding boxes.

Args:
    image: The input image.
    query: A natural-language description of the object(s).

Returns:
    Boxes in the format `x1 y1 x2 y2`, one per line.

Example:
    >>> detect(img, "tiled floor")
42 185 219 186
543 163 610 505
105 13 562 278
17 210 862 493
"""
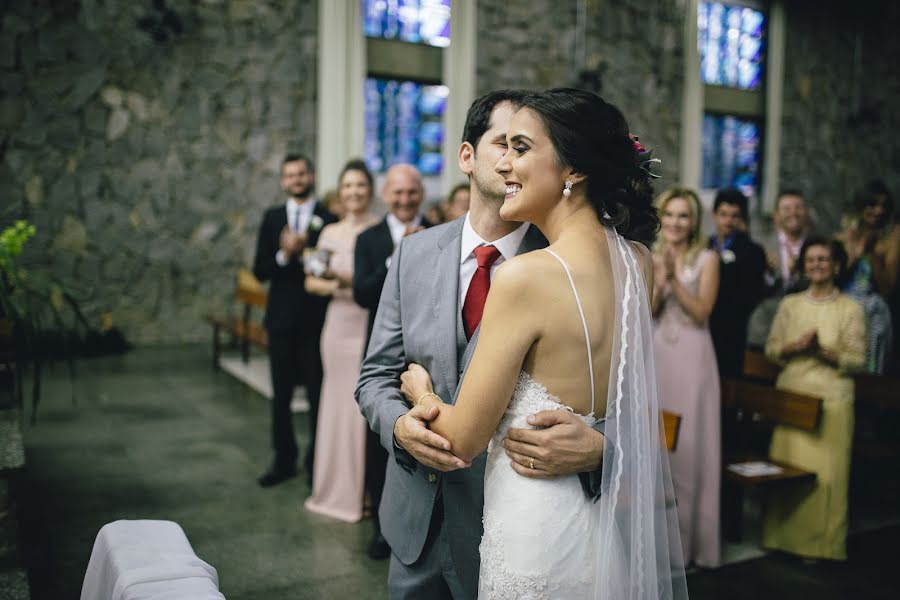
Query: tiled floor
17 346 899 599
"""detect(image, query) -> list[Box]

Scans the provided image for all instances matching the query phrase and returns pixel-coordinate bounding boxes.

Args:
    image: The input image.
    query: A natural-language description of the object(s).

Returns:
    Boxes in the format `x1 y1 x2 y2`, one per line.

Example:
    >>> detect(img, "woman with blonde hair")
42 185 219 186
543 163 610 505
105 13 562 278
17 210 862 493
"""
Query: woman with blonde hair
652 185 722 568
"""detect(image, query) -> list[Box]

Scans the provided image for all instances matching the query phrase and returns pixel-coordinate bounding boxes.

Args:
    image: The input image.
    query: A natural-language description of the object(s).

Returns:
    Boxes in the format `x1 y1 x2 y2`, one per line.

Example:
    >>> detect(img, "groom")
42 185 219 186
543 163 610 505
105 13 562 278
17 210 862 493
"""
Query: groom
356 90 607 599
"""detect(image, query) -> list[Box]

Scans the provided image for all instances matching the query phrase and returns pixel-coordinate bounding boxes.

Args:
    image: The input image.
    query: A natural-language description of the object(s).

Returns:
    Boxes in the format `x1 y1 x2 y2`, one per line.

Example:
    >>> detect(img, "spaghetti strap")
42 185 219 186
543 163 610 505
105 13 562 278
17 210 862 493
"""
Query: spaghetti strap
542 248 595 414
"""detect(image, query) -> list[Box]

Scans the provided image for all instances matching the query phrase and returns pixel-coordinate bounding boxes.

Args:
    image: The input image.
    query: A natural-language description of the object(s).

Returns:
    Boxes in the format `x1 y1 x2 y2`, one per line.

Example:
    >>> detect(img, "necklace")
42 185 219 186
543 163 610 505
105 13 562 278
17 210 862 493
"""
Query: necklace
805 288 839 303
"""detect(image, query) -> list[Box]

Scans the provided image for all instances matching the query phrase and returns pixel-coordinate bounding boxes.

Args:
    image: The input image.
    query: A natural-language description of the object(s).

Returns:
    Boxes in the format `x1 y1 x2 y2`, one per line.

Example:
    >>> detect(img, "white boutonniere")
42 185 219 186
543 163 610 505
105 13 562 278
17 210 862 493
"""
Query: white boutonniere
720 249 736 264
309 215 325 232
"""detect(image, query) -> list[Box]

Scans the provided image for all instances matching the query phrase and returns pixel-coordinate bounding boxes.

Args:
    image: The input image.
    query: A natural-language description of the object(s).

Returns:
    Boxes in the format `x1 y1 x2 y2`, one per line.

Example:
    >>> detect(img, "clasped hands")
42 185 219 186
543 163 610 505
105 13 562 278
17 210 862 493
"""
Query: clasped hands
782 329 838 365
395 363 604 477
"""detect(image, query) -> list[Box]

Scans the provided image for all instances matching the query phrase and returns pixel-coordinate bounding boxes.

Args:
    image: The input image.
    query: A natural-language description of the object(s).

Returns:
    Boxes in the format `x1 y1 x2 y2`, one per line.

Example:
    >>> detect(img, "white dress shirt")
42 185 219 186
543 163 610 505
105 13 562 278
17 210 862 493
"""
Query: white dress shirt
387 213 423 248
289 197 316 233
459 213 530 308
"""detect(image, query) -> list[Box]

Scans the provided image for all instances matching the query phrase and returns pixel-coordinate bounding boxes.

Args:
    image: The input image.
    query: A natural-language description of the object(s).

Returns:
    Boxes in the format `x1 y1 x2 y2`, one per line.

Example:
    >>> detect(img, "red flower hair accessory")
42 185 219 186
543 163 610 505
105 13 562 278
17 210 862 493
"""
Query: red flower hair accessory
629 133 646 154
629 132 661 179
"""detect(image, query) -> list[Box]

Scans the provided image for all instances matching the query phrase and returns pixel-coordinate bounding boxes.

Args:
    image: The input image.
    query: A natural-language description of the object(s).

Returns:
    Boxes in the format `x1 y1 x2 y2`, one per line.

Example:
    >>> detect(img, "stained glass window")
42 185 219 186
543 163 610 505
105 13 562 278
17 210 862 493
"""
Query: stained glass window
698 2 765 90
702 113 761 198
364 77 449 176
364 0 451 48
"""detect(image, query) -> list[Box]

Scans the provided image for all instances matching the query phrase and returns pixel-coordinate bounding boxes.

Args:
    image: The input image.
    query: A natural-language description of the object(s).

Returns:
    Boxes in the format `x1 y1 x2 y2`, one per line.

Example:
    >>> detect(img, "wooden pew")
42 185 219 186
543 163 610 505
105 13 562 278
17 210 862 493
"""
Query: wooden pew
721 377 823 541
662 410 681 452
742 348 780 384
853 373 900 464
205 269 268 369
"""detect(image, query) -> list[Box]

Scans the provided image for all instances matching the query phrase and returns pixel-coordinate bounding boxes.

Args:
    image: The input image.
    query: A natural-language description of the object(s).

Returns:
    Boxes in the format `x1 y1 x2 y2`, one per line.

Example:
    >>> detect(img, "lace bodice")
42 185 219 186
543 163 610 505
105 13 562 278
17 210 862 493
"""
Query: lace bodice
487 371 596 455
480 372 600 599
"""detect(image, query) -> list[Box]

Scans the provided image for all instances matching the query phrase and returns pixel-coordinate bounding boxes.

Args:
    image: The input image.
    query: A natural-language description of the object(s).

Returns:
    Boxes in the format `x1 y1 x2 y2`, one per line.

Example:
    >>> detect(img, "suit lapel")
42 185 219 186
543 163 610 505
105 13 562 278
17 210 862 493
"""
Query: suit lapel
376 219 394 260
432 220 464 400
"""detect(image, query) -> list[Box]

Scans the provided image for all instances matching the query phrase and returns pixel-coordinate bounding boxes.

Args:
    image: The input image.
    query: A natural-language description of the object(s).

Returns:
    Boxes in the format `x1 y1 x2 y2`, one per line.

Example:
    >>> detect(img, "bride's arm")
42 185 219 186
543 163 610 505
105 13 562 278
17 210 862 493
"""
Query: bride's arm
402 260 540 463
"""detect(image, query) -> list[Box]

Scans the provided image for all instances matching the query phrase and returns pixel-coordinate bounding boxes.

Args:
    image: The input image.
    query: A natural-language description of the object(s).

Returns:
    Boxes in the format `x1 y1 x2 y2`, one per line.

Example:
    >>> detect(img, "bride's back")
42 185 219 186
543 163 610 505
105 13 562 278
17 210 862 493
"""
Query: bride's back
515 224 653 417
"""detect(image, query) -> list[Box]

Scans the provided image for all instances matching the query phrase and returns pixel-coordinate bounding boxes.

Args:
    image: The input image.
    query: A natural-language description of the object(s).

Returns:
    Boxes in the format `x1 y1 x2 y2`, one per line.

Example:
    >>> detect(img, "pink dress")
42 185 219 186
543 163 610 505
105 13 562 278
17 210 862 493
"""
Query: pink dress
653 249 722 567
304 217 376 522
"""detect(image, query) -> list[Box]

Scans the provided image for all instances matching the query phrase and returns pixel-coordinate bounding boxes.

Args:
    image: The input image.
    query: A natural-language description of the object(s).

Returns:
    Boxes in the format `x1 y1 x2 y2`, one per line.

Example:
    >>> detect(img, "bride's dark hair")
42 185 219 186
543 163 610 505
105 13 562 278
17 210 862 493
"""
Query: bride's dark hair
520 88 659 246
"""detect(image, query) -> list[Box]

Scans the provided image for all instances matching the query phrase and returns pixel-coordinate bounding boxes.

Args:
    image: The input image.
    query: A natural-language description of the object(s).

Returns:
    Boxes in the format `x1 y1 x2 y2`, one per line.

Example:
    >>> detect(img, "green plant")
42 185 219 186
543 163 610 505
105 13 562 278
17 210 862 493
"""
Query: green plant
0 219 88 422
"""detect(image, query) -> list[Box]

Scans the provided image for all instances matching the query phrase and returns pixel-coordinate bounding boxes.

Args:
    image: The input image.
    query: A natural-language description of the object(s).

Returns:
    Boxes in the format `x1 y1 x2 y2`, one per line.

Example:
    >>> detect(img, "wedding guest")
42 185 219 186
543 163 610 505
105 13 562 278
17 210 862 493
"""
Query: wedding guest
768 189 812 293
763 236 866 561
353 163 432 559
322 188 344 219
652 186 722 568
835 181 898 372
425 201 446 225
708 187 767 376
304 159 378 522
252 154 337 487
443 182 470 221
748 189 812 346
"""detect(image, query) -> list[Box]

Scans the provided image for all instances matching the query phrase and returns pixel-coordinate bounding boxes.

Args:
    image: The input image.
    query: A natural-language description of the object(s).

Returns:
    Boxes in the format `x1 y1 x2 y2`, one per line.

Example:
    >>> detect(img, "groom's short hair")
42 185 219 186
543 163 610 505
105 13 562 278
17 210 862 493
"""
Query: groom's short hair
461 89 527 151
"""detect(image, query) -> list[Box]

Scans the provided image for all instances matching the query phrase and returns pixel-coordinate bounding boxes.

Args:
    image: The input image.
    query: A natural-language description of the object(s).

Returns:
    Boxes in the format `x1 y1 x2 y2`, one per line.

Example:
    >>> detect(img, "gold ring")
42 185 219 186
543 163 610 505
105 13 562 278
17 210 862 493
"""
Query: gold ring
529 457 535 469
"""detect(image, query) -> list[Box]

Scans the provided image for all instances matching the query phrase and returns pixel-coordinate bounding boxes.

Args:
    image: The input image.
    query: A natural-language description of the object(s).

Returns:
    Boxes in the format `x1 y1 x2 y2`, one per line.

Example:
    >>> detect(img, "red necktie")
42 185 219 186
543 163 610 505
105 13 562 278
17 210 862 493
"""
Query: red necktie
463 245 502 340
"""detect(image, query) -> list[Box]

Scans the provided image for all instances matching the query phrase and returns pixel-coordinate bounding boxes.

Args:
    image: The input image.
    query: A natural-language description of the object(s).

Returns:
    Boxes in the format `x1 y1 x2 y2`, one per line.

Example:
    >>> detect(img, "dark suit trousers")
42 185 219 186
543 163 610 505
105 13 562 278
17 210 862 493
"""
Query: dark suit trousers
267 329 323 473
366 428 388 532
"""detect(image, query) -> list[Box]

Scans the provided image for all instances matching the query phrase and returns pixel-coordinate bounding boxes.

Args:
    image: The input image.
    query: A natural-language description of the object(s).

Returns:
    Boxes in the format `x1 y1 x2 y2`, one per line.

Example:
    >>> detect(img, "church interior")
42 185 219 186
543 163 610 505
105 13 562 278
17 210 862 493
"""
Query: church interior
1 0 899 598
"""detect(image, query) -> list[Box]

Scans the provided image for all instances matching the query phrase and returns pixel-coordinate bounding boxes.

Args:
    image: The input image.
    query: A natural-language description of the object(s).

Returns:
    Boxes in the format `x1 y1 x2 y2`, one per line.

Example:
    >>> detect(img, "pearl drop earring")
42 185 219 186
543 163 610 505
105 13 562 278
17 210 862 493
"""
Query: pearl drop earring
563 180 573 197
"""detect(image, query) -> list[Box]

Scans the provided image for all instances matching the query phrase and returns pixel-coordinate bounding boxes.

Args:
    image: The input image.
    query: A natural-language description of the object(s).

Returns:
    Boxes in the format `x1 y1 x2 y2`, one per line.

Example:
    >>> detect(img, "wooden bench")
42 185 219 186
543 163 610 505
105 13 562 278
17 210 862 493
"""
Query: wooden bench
853 373 900 465
742 348 780 384
662 410 681 452
721 377 823 541
745 350 900 464
205 270 268 369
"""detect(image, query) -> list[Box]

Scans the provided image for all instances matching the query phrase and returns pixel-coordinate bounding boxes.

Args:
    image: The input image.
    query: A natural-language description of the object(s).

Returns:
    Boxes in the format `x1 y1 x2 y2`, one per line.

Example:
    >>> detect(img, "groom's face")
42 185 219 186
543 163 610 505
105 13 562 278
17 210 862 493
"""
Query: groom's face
471 102 517 203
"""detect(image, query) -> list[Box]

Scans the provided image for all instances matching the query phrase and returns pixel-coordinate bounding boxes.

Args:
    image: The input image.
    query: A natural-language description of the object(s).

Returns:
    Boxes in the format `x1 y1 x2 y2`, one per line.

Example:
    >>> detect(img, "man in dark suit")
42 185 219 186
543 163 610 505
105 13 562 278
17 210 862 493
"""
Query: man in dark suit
252 153 337 487
708 188 767 377
353 163 431 559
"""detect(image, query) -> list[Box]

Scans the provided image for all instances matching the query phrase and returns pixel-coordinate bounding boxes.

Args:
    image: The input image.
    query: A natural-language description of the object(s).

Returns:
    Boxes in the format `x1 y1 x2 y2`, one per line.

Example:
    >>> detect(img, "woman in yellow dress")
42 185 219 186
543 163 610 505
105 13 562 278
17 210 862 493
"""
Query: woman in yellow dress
763 236 866 560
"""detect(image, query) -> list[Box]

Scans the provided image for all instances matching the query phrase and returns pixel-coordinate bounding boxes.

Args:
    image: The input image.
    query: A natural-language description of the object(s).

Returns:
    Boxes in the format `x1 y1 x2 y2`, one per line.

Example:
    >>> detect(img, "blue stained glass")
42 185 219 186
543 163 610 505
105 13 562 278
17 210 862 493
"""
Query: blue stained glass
364 77 449 175
702 113 760 199
363 0 451 47
418 152 443 176
698 2 766 90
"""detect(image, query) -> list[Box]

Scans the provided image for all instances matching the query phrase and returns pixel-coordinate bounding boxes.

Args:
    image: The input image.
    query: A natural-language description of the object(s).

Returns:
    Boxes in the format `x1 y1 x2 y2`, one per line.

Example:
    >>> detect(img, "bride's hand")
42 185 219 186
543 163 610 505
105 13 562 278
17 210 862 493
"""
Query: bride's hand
399 363 435 407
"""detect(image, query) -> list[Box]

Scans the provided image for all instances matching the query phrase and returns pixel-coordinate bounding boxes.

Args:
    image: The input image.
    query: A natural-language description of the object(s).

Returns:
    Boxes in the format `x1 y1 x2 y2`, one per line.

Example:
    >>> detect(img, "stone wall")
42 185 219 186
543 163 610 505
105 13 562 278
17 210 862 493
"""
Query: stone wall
5 0 898 345
475 0 686 183
1 0 318 344
779 0 900 233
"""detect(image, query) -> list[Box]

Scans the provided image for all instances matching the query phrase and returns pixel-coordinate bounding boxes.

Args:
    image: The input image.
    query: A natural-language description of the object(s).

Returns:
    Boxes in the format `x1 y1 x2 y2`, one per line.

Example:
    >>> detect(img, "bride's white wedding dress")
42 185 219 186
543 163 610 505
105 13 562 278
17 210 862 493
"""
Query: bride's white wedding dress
480 371 614 599
478 229 688 600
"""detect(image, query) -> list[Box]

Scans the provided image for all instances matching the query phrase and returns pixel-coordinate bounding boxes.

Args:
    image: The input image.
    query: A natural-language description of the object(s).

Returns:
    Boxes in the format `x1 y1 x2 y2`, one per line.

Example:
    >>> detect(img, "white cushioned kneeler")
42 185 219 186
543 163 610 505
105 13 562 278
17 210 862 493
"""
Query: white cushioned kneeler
81 520 226 600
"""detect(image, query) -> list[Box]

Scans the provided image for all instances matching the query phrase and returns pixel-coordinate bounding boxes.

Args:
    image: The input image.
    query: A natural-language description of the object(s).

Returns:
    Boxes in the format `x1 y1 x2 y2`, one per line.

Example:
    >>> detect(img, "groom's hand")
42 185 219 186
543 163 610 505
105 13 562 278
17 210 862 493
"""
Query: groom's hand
394 405 471 472
502 410 604 479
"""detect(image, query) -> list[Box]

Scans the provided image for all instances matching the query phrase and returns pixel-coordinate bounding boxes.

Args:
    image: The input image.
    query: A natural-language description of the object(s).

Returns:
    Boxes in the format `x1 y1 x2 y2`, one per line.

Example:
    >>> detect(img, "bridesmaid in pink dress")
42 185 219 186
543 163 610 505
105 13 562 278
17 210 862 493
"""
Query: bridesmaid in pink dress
304 160 378 522
651 186 722 568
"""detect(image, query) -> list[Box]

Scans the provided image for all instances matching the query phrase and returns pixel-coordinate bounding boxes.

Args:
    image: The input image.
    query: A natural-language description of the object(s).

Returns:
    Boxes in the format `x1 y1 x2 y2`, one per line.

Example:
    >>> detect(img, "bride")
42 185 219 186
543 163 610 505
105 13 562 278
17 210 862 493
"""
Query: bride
399 88 688 599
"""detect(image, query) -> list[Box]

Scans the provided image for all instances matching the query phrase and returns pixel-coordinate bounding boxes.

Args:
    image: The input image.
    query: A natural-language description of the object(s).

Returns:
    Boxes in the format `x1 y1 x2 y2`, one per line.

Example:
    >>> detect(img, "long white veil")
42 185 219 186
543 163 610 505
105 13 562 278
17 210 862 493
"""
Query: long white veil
592 227 689 599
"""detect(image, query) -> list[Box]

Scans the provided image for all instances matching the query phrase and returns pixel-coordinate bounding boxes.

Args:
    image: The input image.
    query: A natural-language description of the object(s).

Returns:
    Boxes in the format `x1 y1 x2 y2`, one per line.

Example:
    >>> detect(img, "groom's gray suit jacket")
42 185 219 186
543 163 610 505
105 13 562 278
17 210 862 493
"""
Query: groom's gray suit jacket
355 218 546 579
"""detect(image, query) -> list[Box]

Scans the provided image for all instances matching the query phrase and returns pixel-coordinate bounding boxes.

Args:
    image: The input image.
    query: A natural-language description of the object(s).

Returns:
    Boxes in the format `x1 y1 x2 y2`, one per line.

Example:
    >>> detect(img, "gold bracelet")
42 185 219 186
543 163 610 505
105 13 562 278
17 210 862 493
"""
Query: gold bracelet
417 392 441 406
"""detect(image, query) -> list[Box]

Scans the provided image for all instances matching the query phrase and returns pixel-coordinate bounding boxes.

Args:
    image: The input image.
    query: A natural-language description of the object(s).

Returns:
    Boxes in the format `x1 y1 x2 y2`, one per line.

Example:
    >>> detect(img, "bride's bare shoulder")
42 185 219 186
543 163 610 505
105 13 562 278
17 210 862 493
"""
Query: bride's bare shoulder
492 251 559 291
